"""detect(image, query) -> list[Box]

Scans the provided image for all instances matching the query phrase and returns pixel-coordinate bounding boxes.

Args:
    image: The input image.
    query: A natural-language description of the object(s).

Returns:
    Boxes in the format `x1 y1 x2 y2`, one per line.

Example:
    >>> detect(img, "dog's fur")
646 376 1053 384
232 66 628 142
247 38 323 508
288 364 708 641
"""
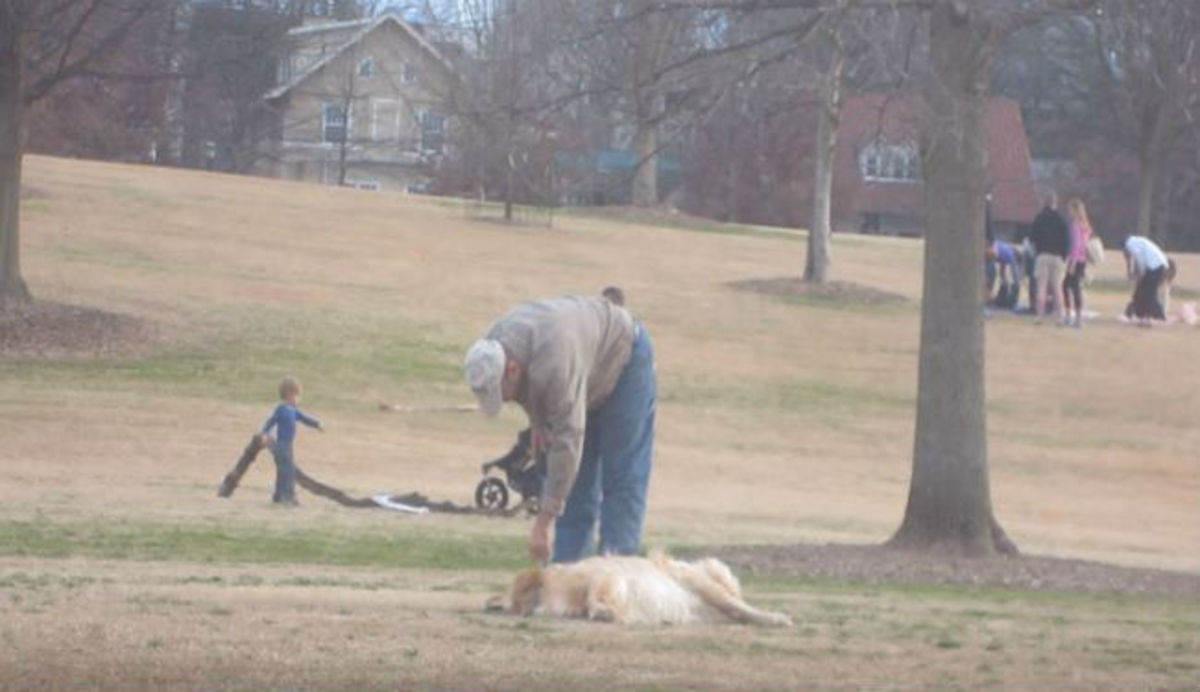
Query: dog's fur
486 552 792 627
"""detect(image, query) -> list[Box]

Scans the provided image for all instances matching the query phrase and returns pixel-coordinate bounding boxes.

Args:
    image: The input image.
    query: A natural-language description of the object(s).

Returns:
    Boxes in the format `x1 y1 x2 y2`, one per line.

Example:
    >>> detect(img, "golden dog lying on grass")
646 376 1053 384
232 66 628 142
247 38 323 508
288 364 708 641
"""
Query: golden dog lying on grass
487 552 793 627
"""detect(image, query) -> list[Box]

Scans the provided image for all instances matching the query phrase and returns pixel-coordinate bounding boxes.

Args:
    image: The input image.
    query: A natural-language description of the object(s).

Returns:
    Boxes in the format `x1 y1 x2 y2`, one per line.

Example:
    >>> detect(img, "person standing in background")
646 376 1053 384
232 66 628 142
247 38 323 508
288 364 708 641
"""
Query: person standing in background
1062 198 1094 328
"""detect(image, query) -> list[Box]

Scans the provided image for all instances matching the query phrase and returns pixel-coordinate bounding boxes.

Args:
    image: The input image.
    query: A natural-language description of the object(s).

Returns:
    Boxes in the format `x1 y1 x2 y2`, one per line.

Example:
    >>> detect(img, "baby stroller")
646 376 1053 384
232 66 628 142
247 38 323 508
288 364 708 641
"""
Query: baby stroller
474 428 546 514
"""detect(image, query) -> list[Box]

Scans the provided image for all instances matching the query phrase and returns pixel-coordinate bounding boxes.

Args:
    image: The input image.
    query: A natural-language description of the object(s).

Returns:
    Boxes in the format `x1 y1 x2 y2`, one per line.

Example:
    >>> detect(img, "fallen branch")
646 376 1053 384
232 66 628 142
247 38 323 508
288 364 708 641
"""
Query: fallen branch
217 434 266 498
215 433 520 516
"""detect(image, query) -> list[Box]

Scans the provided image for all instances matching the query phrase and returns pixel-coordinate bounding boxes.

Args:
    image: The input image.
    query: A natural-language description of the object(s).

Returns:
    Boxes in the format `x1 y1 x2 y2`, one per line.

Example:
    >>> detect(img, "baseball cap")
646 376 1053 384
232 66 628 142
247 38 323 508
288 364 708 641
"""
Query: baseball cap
464 339 505 416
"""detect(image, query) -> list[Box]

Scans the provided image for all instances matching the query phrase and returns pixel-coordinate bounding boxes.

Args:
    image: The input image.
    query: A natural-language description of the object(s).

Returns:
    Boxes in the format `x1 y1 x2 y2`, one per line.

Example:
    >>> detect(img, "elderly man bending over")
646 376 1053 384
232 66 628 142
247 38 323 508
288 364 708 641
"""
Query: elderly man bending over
465 296 656 563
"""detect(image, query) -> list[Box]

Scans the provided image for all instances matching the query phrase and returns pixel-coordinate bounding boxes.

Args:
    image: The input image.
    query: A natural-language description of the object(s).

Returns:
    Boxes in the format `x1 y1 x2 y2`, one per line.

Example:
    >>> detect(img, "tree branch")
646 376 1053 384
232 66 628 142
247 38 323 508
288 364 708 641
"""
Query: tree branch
23 0 165 105
50 0 106 83
996 0 1097 37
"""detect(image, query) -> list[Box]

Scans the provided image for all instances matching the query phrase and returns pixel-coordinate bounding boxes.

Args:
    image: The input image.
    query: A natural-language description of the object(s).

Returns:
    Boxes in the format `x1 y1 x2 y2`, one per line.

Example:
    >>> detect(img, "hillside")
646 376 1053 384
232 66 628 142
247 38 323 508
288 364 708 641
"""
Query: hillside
2 154 1197 574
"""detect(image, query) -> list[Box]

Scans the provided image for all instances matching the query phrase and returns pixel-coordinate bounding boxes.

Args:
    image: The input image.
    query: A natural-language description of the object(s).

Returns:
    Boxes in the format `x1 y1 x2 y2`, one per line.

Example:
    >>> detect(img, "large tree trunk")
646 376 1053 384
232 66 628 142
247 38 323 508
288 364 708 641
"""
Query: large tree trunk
887 0 1015 557
632 116 658 207
0 13 31 308
804 54 844 284
630 1 666 209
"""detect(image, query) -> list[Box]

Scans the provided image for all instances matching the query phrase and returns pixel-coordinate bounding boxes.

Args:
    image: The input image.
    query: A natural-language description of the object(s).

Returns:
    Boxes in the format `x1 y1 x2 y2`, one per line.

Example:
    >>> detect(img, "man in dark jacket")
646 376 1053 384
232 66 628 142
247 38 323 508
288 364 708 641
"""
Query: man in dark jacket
1029 191 1070 323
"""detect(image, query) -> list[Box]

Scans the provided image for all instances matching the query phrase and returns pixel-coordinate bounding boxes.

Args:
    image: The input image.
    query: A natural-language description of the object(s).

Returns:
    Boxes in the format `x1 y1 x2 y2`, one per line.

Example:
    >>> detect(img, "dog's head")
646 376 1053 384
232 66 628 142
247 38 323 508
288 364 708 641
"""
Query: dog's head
485 567 543 616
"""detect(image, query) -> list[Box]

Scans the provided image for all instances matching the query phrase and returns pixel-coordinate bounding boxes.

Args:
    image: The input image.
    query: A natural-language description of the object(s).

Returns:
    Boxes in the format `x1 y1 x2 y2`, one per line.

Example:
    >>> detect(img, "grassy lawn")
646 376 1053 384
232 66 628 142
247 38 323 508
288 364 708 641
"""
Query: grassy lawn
1 549 1195 688
1 155 1197 687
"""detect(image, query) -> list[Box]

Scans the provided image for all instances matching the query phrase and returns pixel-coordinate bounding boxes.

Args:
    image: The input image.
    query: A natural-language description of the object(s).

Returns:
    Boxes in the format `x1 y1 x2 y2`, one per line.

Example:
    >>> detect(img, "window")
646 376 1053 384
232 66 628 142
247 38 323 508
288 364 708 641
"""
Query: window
358 58 374 78
862 149 881 179
372 99 401 142
419 111 445 154
859 142 920 182
323 103 347 144
401 62 418 84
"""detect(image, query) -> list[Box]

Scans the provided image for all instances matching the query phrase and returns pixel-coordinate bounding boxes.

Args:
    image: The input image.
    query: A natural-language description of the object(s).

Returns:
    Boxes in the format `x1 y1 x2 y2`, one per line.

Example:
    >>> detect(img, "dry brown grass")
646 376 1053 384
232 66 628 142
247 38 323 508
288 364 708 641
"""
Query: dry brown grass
2 155 1198 687
2 558 1195 689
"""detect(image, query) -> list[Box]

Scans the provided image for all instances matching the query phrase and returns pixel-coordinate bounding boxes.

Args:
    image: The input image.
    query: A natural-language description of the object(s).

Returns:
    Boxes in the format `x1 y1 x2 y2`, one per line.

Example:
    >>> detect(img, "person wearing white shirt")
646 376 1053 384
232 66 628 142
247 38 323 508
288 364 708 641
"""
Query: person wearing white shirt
1123 236 1173 323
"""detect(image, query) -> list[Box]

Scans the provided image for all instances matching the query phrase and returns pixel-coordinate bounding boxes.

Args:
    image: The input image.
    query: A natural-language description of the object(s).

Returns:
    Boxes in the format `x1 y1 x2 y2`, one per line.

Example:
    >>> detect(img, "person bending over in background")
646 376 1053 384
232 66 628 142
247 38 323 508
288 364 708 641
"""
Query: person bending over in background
987 240 1023 310
1123 236 1173 325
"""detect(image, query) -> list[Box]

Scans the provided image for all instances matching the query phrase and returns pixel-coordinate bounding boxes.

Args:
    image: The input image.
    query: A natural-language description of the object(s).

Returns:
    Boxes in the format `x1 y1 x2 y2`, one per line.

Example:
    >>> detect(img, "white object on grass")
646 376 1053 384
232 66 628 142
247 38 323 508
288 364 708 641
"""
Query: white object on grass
371 494 430 514
1180 302 1197 326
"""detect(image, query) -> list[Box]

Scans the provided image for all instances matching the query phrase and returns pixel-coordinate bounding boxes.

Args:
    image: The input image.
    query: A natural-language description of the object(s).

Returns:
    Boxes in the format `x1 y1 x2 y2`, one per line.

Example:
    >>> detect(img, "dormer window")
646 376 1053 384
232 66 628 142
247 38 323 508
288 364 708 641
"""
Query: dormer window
860 142 920 182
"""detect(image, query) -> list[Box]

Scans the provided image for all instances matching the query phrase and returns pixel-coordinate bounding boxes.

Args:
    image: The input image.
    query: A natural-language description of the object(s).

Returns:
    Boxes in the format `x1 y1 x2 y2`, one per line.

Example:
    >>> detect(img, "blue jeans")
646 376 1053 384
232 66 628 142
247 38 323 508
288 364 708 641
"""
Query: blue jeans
553 326 656 563
272 446 297 502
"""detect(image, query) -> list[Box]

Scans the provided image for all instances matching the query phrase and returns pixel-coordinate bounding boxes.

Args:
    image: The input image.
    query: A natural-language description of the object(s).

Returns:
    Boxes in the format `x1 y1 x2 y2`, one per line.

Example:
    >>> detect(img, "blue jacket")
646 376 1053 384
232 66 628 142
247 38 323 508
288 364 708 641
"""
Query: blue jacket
262 404 320 451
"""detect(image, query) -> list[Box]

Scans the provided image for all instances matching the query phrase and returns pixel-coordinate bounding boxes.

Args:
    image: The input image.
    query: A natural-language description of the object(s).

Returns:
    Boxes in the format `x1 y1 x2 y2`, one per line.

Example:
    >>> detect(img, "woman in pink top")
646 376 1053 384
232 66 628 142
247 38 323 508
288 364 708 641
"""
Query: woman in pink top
1063 197 1093 328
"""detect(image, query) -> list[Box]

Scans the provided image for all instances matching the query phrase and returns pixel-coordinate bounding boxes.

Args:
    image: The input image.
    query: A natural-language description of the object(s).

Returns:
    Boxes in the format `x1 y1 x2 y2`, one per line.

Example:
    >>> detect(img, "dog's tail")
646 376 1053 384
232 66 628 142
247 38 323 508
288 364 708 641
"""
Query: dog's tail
652 553 792 628
687 573 793 627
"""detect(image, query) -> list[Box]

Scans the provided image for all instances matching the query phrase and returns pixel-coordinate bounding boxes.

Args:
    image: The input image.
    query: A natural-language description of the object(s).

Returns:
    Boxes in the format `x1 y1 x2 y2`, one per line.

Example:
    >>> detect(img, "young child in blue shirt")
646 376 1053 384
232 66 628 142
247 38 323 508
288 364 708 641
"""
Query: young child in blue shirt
260 376 323 505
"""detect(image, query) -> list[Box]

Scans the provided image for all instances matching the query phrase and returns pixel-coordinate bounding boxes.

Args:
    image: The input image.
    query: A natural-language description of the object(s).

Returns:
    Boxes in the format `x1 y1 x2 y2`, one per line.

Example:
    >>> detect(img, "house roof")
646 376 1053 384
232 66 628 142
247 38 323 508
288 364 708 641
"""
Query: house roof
836 94 1039 224
265 12 452 101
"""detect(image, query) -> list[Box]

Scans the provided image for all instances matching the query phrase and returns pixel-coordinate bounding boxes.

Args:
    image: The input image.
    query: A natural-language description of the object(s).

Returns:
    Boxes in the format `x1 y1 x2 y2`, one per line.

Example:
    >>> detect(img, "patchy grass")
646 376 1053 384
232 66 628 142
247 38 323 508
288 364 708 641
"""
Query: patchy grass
729 277 912 313
660 373 912 420
0 307 462 408
2 155 1198 688
0 518 526 571
1 555 1197 687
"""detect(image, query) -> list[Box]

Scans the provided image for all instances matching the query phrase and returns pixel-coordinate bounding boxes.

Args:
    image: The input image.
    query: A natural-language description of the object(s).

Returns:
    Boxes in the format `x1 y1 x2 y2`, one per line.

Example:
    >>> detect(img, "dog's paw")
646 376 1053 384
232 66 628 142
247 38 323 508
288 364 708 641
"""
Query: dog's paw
587 604 616 622
765 612 793 628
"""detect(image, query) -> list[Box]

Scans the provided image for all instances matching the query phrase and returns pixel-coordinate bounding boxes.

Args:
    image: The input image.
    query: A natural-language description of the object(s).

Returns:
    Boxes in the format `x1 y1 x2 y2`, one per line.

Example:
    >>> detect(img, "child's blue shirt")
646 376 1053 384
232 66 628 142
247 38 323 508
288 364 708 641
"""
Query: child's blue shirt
262 404 320 451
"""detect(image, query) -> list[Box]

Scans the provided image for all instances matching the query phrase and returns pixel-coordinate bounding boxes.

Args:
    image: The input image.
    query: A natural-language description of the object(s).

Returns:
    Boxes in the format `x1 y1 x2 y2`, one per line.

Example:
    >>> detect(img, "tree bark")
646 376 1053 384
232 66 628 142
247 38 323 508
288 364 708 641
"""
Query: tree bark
632 113 659 207
0 13 31 307
630 1 667 209
887 0 1015 557
804 52 844 284
504 148 515 222
1136 105 1171 244
1135 152 1159 243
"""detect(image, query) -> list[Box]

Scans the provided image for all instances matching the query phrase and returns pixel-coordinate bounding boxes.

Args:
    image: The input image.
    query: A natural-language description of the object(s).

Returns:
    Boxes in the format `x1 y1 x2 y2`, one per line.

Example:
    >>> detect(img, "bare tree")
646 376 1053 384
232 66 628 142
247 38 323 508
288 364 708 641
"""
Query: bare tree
178 3 293 172
436 0 575 219
803 13 845 283
680 55 818 226
666 0 1093 556
887 0 1095 557
1 0 168 307
1090 0 1200 244
625 0 697 206
804 4 921 281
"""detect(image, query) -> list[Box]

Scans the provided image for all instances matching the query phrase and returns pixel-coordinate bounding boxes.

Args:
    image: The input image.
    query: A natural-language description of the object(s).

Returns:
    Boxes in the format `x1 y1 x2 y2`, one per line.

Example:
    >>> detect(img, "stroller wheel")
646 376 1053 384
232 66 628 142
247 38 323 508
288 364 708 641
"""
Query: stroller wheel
475 477 509 510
